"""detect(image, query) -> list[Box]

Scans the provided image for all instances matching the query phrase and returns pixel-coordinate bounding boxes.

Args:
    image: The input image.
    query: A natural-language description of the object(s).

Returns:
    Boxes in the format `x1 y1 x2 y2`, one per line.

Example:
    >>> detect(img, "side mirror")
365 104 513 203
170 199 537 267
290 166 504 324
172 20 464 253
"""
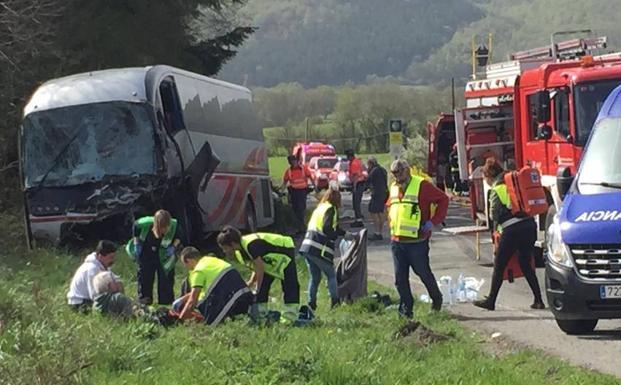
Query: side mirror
556 166 573 201
536 124 552 141
536 90 551 123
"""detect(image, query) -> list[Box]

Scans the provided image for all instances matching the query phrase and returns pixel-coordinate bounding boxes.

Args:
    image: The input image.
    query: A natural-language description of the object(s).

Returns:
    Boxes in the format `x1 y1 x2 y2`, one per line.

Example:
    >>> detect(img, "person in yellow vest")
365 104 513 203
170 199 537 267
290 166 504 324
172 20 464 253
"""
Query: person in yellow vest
175 247 254 325
300 187 346 310
127 209 181 305
387 159 449 317
473 158 544 311
217 226 300 321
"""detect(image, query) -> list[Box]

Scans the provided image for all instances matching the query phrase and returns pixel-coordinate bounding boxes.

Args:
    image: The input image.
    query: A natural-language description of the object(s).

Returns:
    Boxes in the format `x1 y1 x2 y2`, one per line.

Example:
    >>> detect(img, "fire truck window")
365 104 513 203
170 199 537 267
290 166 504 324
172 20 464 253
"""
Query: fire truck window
554 89 570 139
527 94 538 140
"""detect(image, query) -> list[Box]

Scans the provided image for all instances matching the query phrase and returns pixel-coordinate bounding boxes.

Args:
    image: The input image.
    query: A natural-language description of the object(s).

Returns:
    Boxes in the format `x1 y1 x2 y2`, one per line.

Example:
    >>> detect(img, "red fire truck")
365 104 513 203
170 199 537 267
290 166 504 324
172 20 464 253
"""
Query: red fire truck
431 34 621 248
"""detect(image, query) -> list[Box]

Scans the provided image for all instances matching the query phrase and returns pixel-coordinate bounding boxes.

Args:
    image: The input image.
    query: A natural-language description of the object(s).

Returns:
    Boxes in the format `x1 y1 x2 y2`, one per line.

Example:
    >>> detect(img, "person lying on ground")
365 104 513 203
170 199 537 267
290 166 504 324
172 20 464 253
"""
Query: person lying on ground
174 247 254 326
67 240 120 312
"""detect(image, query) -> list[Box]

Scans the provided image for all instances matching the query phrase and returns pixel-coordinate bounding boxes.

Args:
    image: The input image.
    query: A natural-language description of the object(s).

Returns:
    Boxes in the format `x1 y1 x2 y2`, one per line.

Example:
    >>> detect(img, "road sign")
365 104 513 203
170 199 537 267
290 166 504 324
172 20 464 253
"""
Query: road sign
389 119 403 158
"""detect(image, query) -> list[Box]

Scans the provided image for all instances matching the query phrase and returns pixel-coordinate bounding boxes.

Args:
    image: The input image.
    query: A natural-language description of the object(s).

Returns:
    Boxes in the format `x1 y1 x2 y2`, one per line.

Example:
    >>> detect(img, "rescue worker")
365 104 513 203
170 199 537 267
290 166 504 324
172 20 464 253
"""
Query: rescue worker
449 144 461 195
176 247 254 325
346 149 365 227
473 158 544 311
282 154 312 231
128 209 182 305
300 186 346 310
217 226 300 321
388 159 449 317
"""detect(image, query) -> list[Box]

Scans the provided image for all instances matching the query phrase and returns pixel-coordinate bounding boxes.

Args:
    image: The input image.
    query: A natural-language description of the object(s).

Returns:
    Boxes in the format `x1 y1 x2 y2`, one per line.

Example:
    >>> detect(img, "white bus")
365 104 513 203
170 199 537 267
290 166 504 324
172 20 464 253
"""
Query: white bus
20 65 274 246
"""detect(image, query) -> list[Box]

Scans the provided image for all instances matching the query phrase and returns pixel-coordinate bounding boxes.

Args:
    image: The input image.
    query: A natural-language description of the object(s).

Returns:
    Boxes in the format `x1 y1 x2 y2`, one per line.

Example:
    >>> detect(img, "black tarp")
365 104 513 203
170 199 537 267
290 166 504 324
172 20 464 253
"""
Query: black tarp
336 228 367 302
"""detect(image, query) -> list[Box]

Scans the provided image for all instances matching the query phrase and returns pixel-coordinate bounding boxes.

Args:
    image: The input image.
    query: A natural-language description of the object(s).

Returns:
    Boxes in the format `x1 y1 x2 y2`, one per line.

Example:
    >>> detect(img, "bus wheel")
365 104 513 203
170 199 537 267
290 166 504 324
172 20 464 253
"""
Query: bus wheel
245 198 257 233
555 318 598 335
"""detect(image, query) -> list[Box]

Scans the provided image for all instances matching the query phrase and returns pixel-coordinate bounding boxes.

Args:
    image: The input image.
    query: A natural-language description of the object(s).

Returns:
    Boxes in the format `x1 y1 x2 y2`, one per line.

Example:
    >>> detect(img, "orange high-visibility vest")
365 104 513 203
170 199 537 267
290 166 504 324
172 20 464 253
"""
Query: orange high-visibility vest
284 167 308 189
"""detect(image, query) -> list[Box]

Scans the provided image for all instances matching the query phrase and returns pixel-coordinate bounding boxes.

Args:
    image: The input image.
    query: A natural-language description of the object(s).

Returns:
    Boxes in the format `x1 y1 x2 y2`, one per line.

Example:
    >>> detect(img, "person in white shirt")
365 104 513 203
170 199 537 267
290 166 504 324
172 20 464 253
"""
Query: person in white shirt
67 240 120 311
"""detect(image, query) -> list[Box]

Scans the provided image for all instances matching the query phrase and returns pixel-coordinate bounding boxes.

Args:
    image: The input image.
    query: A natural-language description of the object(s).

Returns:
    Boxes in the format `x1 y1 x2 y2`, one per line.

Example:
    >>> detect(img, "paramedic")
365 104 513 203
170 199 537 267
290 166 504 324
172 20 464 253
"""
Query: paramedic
282 155 312 229
346 149 364 227
217 226 300 322
473 158 544 311
129 209 182 305
388 159 448 317
300 187 346 310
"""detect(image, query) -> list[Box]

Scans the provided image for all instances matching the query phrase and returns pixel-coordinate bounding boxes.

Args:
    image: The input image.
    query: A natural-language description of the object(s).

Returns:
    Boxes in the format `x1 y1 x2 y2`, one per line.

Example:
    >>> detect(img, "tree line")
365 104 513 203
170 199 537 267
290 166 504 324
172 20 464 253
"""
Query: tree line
255 82 460 156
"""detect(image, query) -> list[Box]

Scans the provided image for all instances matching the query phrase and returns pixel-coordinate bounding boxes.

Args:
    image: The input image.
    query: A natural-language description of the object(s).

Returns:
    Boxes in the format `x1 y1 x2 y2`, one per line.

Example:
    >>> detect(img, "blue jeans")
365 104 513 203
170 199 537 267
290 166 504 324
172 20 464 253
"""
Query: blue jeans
305 254 338 304
391 240 442 317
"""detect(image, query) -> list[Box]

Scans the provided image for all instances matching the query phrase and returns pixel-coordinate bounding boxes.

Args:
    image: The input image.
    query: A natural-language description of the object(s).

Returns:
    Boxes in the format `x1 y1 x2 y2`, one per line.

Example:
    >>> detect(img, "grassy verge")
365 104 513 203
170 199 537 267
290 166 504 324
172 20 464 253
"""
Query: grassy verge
0 211 619 385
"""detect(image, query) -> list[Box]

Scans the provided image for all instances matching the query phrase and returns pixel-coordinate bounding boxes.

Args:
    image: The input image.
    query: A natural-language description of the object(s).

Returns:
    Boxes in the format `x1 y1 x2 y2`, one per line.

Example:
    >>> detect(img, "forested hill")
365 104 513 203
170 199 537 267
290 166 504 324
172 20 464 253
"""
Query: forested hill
220 0 621 87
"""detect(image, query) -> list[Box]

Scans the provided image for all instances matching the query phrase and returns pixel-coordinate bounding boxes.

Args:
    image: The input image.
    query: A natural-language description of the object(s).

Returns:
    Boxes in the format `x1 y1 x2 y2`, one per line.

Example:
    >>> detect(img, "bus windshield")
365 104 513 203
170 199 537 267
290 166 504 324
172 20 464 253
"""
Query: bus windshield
574 79 621 145
576 118 621 194
22 102 156 188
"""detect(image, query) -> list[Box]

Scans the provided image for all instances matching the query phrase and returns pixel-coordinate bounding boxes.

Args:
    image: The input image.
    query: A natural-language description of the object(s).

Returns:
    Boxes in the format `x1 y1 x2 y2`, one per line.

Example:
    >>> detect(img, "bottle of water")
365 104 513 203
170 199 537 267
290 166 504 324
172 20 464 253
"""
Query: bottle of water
457 273 466 303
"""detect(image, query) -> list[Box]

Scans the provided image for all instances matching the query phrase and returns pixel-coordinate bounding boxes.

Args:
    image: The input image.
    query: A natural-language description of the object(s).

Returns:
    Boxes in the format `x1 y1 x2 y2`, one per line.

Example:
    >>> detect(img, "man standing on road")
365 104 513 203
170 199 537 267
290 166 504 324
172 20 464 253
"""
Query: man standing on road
282 154 312 231
387 159 449 317
346 149 364 227
366 156 388 241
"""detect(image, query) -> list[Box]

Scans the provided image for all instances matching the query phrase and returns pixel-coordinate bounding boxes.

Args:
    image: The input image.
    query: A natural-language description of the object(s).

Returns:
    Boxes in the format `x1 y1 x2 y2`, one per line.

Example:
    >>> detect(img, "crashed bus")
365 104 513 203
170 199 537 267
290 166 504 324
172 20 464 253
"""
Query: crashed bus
20 65 274 247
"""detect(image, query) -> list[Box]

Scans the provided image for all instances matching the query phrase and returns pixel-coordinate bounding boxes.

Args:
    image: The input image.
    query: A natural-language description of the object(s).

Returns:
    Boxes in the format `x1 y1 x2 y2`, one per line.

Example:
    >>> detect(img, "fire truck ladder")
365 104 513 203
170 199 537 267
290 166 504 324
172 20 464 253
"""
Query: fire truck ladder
510 34 607 61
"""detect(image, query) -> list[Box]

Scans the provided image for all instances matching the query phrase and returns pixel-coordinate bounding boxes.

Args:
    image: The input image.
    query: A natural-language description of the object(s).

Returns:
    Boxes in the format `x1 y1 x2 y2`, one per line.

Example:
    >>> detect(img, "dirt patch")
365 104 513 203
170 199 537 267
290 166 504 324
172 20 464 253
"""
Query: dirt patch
395 321 453 347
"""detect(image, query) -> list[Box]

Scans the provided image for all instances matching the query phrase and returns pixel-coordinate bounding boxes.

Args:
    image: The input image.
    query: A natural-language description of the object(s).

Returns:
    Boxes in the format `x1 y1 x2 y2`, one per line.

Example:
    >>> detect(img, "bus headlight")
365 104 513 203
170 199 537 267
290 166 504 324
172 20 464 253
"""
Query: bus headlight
547 214 573 268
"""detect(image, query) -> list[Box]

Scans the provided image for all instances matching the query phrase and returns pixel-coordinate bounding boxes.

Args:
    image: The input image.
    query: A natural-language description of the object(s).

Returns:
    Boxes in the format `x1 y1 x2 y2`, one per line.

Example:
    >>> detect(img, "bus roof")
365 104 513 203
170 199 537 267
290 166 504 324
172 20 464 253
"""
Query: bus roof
23 65 251 117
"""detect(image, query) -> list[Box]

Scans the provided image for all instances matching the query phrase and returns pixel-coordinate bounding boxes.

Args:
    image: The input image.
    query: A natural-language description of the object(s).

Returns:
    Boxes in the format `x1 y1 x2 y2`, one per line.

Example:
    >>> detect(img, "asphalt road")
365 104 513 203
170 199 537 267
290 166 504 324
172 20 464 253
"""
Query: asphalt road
310 190 621 377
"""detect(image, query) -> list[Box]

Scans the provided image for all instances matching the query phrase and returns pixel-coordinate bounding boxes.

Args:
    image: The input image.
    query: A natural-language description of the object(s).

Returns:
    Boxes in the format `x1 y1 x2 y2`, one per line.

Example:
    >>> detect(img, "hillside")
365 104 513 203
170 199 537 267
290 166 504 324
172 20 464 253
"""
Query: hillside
219 0 621 87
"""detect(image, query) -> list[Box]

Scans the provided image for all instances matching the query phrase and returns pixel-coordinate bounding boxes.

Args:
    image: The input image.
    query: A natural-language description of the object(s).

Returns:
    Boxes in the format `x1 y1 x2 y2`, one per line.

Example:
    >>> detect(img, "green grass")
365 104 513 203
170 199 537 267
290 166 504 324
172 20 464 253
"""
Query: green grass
1 211 620 385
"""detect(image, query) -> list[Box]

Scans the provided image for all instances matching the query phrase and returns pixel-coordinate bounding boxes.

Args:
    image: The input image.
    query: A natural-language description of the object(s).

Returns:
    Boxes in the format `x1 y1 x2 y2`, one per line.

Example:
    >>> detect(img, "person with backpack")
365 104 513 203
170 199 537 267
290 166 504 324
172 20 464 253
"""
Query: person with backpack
473 158 545 311
217 226 300 322
300 187 346 310
128 209 182 305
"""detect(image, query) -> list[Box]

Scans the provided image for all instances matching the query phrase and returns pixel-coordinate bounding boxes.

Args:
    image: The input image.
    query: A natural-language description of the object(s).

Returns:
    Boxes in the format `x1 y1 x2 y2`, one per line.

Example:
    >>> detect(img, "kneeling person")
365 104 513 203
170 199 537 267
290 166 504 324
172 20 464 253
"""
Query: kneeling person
178 247 254 326
217 226 300 321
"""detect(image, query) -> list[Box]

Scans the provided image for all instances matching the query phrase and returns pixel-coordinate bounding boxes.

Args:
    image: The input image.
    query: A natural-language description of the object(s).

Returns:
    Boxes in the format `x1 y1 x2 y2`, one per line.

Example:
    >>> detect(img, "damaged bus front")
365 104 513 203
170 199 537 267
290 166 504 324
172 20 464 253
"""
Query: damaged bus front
20 66 273 247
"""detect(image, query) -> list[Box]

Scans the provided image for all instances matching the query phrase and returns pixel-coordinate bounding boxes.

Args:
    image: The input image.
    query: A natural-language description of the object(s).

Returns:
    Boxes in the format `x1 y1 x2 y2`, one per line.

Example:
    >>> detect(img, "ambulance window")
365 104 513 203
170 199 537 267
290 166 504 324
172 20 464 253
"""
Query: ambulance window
554 88 570 139
527 94 538 140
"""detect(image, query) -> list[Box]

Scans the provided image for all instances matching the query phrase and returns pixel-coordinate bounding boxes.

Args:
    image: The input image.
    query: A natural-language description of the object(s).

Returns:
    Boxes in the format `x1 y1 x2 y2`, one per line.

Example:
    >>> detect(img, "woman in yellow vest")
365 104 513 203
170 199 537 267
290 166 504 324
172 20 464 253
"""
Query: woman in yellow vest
128 209 181 305
473 158 544 311
176 247 254 325
300 187 346 310
217 226 300 321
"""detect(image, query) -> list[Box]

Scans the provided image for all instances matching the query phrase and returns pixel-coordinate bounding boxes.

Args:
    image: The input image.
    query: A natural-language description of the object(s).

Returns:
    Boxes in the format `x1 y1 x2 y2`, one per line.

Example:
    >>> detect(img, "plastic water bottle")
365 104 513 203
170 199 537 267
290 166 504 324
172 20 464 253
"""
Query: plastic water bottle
439 276 453 305
457 273 466 303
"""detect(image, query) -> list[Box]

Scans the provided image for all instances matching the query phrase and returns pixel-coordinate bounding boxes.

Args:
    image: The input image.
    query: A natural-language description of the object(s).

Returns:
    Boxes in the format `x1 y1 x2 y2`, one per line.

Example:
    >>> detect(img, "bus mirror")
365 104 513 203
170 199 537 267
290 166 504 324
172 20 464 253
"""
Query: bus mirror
536 124 552 141
536 90 551 123
557 166 573 200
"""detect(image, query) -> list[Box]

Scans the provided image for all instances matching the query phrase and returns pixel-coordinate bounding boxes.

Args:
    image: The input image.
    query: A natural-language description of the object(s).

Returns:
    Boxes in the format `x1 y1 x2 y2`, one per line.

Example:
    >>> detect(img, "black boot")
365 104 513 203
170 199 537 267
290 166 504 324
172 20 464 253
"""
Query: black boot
308 301 317 311
330 298 340 309
473 297 495 311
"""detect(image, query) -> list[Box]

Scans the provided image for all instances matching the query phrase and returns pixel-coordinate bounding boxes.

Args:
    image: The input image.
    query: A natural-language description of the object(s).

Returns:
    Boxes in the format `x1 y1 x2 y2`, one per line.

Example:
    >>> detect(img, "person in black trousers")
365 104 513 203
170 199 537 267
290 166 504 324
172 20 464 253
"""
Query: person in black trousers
131 209 182 305
473 158 544 311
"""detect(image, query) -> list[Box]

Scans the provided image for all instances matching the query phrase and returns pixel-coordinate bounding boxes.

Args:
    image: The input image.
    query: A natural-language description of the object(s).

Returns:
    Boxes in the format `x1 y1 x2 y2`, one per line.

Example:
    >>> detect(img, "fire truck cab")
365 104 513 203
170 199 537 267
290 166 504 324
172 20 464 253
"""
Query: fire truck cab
455 36 621 235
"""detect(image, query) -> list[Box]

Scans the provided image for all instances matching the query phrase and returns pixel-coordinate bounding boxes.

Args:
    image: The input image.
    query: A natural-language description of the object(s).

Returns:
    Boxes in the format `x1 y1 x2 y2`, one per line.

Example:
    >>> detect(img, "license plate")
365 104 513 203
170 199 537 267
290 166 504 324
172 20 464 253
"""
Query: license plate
600 285 621 299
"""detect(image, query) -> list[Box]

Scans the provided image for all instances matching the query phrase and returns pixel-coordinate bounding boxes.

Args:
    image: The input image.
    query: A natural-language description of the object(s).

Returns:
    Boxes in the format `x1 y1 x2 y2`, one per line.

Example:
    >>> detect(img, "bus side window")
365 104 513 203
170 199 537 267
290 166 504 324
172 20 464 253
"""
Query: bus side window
554 88 570 140
159 78 186 135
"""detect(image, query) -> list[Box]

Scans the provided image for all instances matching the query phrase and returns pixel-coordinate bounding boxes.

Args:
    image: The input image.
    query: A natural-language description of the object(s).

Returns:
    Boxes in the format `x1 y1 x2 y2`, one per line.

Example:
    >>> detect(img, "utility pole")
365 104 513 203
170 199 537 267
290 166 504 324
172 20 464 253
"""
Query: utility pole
305 118 310 142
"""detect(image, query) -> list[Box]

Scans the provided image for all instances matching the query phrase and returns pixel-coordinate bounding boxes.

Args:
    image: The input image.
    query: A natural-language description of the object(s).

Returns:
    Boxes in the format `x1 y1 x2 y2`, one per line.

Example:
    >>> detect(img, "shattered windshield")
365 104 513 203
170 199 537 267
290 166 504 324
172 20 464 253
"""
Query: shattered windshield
23 102 156 188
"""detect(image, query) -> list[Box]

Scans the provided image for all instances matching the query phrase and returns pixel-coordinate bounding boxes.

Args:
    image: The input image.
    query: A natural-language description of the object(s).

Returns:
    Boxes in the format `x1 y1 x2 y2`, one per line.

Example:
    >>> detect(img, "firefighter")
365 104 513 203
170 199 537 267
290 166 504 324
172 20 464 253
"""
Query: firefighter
449 144 461 195
473 158 544 311
282 154 312 231
345 149 364 227
217 226 300 322
387 159 449 317
176 247 254 325
127 209 182 305
300 186 346 310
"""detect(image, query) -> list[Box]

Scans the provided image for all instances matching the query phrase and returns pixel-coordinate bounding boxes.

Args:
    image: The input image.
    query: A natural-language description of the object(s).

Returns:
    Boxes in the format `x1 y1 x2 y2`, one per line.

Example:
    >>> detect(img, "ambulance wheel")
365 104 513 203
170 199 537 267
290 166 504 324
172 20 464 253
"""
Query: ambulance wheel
245 198 257 233
555 318 598 335
543 205 557 259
